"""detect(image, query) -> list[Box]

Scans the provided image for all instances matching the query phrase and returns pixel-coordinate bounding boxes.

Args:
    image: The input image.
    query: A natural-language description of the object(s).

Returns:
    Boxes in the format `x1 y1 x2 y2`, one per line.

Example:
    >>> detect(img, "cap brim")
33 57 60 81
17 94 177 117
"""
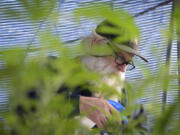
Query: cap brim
113 43 148 63
135 52 148 63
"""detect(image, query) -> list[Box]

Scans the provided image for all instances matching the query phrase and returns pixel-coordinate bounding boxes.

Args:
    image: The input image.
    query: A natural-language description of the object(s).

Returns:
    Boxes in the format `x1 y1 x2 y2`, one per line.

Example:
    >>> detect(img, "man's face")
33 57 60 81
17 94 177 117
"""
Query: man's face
81 51 134 75
100 51 134 73
81 33 135 75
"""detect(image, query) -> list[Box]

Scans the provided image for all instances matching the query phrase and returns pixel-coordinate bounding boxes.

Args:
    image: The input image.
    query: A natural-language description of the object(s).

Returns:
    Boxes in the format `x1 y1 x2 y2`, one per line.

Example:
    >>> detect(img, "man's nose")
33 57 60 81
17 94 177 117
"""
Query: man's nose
120 64 127 72
116 64 127 72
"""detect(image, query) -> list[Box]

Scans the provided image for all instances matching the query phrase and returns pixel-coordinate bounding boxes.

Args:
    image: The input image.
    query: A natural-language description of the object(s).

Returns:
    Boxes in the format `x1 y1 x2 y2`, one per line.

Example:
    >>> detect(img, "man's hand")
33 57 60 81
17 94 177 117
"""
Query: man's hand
79 96 118 129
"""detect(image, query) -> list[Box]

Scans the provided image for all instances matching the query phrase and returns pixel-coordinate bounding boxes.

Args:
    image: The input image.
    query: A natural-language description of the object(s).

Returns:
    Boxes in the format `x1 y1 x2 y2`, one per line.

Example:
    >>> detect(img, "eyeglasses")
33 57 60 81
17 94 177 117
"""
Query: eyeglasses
108 42 135 71
114 52 135 71
90 53 135 71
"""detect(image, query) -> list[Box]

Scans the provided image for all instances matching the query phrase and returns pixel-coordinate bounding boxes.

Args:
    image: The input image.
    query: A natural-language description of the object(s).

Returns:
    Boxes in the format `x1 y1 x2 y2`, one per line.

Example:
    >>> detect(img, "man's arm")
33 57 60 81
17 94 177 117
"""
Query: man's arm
79 96 118 129
59 85 120 128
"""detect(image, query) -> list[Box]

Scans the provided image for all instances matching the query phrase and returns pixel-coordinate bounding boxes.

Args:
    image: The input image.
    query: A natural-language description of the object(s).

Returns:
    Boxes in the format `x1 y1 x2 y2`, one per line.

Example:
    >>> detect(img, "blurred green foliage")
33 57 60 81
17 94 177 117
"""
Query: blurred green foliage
0 1 180 135
74 3 139 42
0 0 57 22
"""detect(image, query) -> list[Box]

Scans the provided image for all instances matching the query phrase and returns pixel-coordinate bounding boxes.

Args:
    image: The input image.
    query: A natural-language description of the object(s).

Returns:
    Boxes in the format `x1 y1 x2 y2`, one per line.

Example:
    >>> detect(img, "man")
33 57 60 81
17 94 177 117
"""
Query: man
76 20 148 129
57 20 148 129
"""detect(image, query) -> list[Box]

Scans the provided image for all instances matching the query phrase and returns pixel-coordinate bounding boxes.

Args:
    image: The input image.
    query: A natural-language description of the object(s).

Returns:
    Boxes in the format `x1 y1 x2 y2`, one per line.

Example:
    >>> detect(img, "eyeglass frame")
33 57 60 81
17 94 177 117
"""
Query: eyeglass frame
114 52 135 71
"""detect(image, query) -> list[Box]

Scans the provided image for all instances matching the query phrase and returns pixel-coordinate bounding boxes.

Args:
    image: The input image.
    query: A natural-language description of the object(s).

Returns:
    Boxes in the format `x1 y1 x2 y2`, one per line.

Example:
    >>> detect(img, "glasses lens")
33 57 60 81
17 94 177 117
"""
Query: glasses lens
126 65 133 71
115 54 135 71
126 63 135 71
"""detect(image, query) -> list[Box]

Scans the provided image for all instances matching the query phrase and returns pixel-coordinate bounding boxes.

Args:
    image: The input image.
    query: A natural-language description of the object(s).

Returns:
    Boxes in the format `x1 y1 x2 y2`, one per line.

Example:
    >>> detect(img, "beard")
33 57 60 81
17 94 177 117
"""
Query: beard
81 55 126 101
78 55 126 128
81 55 125 77
81 56 122 75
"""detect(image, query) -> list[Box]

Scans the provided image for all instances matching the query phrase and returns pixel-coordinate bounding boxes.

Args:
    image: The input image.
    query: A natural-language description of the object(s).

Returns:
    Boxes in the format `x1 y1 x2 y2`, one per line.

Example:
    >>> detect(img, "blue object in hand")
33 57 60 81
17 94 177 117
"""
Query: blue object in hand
107 99 128 124
107 100 125 112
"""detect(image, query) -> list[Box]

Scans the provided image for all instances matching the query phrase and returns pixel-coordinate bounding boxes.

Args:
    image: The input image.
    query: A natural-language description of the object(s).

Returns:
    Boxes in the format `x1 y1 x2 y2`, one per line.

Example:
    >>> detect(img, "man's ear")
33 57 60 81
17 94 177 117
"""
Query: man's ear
91 37 108 46
92 29 105 40
91 29 109 46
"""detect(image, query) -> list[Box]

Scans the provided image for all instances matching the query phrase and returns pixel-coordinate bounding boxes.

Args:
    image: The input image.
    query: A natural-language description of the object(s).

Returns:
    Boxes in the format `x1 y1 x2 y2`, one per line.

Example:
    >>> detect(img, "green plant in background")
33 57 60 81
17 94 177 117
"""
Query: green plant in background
0 0 57 22
0 0 180 135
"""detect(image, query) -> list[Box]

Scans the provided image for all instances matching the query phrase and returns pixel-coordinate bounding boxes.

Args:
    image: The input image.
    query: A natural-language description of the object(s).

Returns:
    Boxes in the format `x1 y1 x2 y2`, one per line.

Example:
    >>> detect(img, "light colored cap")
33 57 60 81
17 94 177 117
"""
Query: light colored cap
92 29 148 63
